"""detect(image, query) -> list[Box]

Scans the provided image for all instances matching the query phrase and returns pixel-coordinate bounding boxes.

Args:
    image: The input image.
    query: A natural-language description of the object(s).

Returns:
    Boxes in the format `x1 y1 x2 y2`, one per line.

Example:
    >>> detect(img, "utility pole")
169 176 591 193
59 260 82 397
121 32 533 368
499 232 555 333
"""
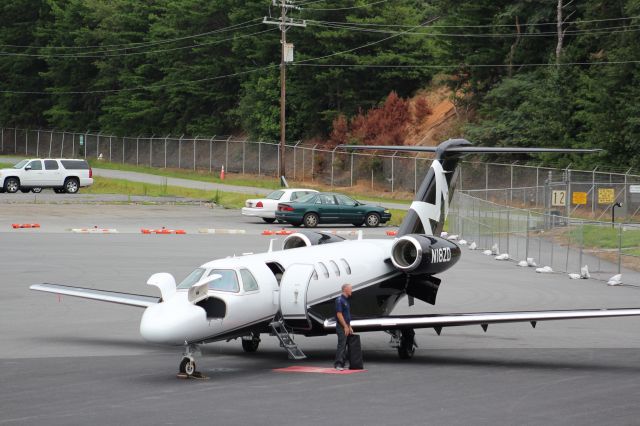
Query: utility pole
264 1 306 183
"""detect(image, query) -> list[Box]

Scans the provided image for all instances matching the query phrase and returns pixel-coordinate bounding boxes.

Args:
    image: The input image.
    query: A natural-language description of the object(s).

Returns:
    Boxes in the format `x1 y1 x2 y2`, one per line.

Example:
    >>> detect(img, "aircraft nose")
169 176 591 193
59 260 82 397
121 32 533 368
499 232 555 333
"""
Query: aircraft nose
139 300 207 345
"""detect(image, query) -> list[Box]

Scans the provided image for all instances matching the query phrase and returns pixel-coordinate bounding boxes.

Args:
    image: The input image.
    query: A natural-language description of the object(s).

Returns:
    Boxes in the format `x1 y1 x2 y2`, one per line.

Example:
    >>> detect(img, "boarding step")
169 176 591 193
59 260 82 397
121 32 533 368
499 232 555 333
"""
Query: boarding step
270 320 306 360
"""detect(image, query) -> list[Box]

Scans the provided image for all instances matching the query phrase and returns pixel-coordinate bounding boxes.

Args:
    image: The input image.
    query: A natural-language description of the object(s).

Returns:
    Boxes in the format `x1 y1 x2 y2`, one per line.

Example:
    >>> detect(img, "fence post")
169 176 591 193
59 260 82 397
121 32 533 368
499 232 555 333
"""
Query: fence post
109 136 112 162
49 131 53 158
414 156 418 194
525 211 530 261
485 162 489 200
350 152 354 187
225 136 230 172
36 130 40 157
121 137 124 163
149 134 154 167
510 162 515 203
164 135 169 168
258 141 261 176
25 129 28 155
14 128 17 154
242 138 248 175
591 166 598 216
97 131 101 159
330 147 337 189
209 136 215 173
72 133 75 157
311 144 317 181
391 151 397 193
1 127 3 153
302 146 305 181
535 165 539 207
624 168 631 218
506 209 510 255
84 130 88 159
579 221 584 270
293 140 300 179
618 222 623 274
136 135 140 166
178 134 184 169
193 135 198 171
61 132 65 157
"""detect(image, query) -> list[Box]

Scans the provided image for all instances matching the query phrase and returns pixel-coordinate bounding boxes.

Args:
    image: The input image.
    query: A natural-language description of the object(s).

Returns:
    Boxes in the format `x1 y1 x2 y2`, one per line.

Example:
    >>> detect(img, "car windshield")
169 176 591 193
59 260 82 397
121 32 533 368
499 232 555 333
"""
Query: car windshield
266 190 285 200
13 160 28 169
295 193 317 203
177 268 206 289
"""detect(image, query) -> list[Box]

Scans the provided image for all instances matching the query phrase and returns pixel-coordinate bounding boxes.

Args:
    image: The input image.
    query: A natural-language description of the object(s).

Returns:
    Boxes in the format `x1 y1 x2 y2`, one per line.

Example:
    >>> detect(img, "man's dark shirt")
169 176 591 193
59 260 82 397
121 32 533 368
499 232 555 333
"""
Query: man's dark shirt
335 294 351 325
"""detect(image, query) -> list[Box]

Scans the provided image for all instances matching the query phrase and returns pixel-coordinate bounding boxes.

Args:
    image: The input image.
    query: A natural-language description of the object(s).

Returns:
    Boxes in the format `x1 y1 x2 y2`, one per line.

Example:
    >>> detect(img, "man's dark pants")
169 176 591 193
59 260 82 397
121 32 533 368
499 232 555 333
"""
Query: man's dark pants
334 325 349 368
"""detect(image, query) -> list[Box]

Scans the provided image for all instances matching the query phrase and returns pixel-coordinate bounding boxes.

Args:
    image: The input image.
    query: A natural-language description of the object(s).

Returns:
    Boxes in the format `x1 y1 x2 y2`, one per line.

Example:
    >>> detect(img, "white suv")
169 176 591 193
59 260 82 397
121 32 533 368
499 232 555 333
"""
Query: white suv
0 159 94 194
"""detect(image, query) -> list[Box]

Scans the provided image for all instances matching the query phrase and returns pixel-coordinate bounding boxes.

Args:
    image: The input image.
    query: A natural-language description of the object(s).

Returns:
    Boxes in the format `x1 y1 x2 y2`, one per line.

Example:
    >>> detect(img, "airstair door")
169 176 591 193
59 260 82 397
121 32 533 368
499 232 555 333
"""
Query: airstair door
279 264 315 330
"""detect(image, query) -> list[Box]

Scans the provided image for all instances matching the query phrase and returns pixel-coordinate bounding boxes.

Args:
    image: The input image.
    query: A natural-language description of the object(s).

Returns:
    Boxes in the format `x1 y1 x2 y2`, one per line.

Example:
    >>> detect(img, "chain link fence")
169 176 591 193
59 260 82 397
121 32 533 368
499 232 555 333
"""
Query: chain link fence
1 127 639 219
448 192 640 284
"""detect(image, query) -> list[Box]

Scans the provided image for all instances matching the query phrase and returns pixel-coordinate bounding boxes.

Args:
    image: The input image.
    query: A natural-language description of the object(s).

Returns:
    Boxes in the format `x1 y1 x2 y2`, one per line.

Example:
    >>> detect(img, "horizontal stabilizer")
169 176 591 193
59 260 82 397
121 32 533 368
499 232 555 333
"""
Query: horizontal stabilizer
323 308 640 332
30 283 159 308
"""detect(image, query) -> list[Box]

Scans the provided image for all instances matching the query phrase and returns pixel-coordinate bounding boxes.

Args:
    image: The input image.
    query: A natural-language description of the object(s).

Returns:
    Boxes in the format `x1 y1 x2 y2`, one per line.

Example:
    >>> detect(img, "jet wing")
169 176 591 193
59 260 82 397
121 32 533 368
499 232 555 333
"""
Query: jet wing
323 308 640 333
30 283 159 308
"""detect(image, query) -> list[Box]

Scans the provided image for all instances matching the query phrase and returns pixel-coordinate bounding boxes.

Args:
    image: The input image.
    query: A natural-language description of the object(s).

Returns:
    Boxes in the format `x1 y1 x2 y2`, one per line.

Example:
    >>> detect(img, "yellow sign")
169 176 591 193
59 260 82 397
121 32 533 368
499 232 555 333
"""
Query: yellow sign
552 190 566 207
572 192 587 205
598 188 615 204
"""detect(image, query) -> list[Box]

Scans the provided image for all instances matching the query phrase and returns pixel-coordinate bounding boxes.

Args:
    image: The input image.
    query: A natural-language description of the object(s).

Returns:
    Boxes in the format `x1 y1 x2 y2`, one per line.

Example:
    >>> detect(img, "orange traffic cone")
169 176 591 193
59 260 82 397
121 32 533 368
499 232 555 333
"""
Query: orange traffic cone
220 165 225 180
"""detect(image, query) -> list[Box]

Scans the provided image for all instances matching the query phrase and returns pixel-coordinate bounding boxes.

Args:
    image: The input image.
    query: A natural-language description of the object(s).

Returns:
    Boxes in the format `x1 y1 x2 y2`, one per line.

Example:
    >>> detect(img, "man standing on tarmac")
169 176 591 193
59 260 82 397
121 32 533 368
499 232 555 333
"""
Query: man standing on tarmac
334 283 354 371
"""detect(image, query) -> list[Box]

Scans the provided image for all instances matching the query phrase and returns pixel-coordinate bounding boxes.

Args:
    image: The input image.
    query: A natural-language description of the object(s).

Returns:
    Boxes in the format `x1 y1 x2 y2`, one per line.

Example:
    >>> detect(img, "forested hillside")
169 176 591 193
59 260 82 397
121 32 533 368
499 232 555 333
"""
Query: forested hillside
1 0 639 169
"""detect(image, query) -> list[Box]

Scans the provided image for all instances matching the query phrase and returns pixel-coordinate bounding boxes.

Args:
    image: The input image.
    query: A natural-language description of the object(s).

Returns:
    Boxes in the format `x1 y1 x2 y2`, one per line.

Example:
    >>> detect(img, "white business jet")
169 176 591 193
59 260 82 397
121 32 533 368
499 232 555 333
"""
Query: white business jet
31 139 640 377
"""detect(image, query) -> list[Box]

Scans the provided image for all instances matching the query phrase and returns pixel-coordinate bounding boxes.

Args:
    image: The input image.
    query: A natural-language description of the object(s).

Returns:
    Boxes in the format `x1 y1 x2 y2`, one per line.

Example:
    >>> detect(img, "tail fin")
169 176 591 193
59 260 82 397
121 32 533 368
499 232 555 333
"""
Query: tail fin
340 139 600 237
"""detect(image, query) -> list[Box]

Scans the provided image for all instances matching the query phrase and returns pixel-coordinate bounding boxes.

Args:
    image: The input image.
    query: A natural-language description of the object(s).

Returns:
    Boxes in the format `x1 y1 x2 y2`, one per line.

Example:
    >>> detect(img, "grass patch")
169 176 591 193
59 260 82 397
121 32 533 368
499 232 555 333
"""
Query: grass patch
0 162 15 168
84 176 258 209
568 224 640 256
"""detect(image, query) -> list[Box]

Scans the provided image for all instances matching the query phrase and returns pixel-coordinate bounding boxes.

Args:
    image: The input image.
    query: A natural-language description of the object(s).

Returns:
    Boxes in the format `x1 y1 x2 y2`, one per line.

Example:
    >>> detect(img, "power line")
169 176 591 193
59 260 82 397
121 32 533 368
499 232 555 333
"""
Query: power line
0 64 279 95
0 18 263 51
308 15 640 29
0 27 277 59
290 60 640 68
302 0 389 11
307 20 640 37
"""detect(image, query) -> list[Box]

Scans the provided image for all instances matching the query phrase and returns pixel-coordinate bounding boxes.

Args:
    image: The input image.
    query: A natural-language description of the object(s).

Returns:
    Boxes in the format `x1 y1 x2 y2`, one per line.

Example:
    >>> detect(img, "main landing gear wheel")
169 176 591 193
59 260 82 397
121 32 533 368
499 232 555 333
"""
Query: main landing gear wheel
397 329 416 359
242 333 261 353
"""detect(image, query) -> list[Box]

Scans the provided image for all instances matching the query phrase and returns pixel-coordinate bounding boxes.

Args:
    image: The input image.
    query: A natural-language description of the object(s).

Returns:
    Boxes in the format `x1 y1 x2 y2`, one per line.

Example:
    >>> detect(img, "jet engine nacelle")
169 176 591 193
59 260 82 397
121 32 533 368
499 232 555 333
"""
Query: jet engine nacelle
390 234 461 275
283 231 345 250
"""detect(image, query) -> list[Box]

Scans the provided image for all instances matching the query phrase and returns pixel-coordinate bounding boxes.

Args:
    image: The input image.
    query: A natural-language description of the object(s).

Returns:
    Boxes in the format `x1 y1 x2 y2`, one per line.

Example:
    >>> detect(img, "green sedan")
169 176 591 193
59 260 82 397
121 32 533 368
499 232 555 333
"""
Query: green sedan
275 192 391 228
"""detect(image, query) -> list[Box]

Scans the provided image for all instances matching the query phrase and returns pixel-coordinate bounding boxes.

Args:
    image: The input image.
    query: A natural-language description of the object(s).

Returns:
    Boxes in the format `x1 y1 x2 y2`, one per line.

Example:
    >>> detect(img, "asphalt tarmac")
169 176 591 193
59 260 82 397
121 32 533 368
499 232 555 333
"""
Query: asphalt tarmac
2 204 640 425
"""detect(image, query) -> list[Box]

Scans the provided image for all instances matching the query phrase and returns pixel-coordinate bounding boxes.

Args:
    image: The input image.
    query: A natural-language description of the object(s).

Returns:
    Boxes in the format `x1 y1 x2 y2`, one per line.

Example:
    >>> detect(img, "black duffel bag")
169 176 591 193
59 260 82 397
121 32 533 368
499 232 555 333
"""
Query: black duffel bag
347 334 364 370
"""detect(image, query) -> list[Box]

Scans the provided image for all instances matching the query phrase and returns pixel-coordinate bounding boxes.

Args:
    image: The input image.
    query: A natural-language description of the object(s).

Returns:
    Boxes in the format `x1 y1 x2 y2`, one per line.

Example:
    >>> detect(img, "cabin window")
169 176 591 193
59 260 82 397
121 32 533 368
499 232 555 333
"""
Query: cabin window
207 269 239 293
318 262 330 278
240 269 259 292
177 268 206 289
340 258 351 275
329 260 340 277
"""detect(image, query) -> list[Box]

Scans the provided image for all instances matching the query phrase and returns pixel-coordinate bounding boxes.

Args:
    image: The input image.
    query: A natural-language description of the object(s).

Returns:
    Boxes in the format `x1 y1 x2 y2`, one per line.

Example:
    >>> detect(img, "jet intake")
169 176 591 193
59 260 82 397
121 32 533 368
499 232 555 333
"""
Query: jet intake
282 231 345 249
391 234 461 275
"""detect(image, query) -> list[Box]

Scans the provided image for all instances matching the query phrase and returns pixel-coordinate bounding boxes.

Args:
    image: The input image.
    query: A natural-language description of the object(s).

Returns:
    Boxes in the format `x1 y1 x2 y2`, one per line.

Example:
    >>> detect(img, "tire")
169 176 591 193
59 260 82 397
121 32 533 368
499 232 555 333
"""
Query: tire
242 334 261 353
397 329 416 359
31 187 42 193
352 222 364 227
4 177 19 193
179 357 196 376
64 178 80 194
54 188 66 194
303 212 319 228
262 218 276 224
365 212 381 228
290 222 302 227
20 188 30 193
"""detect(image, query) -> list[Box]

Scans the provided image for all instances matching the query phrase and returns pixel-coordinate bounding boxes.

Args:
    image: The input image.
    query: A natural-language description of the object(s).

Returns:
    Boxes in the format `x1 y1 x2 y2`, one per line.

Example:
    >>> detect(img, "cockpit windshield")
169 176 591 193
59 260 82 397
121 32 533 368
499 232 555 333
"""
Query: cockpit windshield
177 268 206 289
207 269 239 293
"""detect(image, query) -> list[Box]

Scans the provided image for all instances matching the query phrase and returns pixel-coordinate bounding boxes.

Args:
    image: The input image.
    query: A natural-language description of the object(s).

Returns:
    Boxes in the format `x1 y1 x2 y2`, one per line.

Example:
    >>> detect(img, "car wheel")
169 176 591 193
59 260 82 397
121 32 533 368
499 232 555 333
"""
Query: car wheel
64 178 80 194
54 188 66 194
262 218 276 224
31 187 42 193
20 188 30 193
291 222 302 227
303 213 319 228
4 177 19 193
365 212 381 227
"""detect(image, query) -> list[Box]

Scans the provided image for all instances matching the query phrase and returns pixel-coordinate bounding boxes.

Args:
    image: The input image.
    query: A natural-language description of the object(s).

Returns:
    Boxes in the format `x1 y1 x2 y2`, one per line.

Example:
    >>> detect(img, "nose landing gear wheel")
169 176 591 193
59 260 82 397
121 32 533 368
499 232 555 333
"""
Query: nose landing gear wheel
397 329 417 359
180 357 196 375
